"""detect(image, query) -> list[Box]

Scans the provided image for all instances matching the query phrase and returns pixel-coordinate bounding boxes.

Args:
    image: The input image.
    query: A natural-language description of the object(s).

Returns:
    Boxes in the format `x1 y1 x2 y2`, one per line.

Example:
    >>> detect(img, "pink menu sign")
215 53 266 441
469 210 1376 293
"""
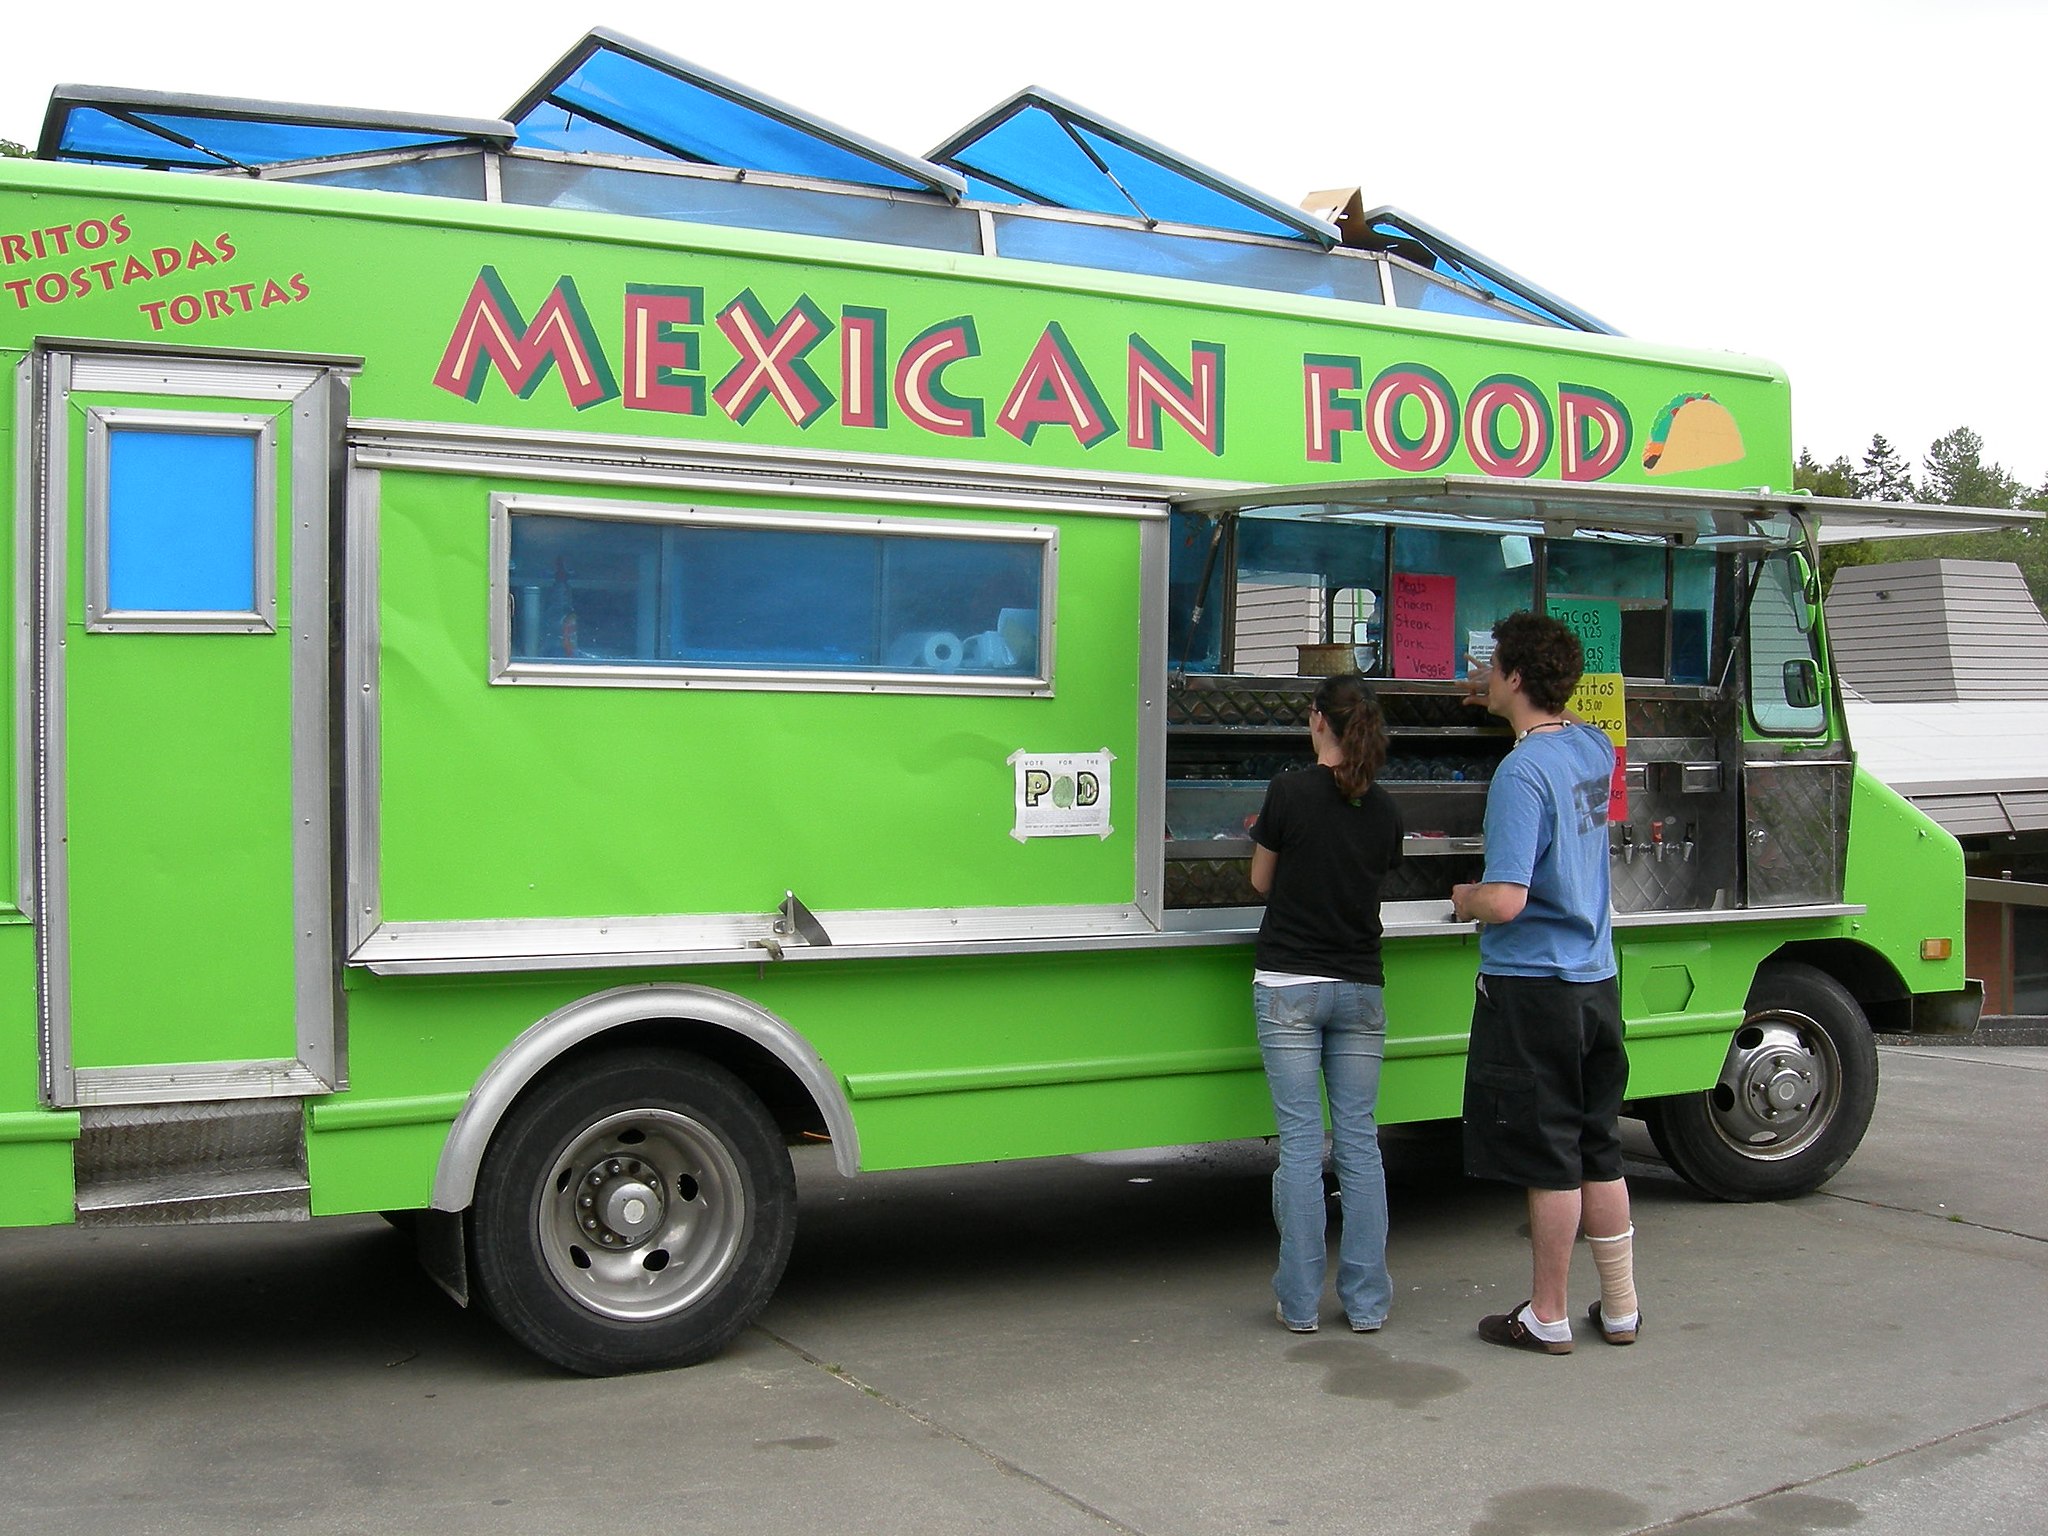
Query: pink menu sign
1390 573 1456 679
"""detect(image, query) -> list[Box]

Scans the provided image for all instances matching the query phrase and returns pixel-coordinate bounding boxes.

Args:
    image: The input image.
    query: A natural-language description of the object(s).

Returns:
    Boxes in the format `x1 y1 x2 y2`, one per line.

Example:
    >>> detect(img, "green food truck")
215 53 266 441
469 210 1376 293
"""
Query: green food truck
0 31 2019 1373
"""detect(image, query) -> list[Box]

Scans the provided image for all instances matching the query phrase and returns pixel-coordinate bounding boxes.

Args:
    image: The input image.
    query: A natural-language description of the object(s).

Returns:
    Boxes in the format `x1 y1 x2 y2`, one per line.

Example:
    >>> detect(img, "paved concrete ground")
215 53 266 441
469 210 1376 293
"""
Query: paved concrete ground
1 1045 2043 1534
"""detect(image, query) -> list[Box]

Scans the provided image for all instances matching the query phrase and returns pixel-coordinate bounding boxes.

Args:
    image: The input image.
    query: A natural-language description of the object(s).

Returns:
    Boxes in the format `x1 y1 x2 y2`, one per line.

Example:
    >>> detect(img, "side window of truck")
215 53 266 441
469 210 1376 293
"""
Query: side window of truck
85 410 278 633
1745 548 1827 735
494 498 1054 692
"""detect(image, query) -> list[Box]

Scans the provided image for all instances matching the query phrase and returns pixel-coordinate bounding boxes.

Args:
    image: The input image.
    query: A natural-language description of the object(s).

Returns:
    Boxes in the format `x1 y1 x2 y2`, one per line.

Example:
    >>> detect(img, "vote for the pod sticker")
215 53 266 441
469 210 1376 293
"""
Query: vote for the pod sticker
1008 750 1115 841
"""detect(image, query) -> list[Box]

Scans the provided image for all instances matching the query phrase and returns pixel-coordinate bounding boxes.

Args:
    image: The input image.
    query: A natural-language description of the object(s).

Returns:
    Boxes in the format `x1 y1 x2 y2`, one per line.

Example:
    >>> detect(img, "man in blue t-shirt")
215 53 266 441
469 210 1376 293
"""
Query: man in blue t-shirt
1451 612 1640 1356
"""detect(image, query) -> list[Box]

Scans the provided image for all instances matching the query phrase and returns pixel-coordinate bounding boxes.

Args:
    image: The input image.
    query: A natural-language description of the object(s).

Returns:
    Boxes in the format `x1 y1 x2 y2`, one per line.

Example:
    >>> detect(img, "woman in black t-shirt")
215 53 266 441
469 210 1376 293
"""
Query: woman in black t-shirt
1248 674 1404 1333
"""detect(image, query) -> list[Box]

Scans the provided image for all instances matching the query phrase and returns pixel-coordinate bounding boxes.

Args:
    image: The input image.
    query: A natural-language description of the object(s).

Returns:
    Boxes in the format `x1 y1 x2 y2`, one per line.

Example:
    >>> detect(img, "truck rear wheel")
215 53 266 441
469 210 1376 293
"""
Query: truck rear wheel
1643 962 1878 1202
470 1049 796 1375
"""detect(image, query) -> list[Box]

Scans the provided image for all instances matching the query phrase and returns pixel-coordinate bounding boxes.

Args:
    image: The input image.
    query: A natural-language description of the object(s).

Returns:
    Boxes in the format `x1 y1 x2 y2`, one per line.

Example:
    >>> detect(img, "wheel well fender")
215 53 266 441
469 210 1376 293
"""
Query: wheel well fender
1759 939 1905 1031
430 983 857 1211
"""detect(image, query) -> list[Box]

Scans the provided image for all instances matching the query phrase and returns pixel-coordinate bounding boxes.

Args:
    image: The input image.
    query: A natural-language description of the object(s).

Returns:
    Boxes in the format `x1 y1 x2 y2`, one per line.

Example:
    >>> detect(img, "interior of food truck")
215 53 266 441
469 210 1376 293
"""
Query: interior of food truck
1158 479 1828 915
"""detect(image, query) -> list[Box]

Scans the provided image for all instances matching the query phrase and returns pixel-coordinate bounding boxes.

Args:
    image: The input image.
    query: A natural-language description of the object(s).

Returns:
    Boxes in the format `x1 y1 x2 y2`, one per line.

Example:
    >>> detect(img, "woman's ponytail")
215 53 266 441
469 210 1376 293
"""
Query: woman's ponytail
1313 675 1388 800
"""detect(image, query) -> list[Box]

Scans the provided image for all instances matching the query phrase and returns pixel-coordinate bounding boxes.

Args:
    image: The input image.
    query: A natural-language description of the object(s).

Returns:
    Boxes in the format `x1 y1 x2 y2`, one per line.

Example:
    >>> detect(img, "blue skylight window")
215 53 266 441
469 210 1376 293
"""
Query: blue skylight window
40 86 511 172
505 29 964 199
931 89 1339 245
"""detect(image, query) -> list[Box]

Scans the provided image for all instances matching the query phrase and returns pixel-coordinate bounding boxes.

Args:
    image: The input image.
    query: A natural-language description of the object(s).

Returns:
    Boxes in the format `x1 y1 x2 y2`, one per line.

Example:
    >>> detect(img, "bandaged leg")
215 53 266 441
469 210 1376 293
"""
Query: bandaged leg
1586 1224 1637 1330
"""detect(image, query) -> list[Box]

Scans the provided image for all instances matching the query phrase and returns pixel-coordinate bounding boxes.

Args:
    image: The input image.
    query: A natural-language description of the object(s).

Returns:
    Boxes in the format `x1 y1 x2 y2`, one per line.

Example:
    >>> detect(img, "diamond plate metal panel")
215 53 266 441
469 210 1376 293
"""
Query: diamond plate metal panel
1611 733 1738 913
74 1098 309 1224
1164 858 1258 909
1744 762 1851 906
1167 678 1312 730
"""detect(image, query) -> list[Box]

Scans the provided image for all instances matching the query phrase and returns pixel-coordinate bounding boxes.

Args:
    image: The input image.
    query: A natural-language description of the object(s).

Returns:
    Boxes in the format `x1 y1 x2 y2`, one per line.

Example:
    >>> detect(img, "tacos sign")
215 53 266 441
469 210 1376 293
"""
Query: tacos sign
433 268 1744 480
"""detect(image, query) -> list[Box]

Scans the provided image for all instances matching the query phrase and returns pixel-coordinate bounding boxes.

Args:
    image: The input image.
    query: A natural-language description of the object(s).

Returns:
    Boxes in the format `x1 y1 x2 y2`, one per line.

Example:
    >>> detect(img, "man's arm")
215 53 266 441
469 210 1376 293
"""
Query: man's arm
1451 880 1527 924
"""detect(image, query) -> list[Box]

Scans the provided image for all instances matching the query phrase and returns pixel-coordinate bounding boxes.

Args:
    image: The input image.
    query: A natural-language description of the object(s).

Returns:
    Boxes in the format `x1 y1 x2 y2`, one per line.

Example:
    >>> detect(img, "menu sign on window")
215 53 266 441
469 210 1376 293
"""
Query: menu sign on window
1390 573 1456 679
1549 597 1628 819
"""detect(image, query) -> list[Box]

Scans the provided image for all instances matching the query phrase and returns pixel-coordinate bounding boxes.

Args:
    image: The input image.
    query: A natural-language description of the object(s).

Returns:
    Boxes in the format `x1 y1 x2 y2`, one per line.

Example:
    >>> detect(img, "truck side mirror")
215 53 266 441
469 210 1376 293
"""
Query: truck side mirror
1782 658 1821 710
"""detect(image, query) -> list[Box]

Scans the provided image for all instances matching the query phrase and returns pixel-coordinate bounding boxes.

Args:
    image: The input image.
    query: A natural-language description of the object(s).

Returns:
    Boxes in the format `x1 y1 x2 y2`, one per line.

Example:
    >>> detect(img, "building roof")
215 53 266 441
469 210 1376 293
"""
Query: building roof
1827 558 2048 702
1843 694 2048 836
1829 558 2048 835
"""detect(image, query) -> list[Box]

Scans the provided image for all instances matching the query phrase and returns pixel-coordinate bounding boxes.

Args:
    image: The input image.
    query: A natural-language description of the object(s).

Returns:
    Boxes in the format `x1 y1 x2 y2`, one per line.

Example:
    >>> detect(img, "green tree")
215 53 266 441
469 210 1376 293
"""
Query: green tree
1920 426 2021 509
0 140 27 159
1854 434 1916 502
1818 429 2048 609
1795 448 1857 498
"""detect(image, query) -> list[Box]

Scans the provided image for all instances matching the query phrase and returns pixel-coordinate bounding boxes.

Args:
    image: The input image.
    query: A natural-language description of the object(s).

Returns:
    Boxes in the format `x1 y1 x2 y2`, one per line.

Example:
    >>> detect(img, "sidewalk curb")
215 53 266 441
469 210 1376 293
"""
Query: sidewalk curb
1879 1016 2048 1048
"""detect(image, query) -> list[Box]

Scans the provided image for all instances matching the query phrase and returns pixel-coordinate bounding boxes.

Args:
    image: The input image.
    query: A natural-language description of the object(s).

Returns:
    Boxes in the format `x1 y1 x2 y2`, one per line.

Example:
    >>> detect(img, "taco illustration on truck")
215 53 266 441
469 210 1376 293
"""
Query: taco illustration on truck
1643 391 1746 474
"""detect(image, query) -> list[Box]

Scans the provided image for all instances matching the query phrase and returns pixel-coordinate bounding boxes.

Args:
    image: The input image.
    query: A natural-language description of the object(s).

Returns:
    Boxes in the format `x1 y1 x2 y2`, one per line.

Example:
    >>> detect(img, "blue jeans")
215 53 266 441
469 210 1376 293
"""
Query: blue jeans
1255 981 1391 1328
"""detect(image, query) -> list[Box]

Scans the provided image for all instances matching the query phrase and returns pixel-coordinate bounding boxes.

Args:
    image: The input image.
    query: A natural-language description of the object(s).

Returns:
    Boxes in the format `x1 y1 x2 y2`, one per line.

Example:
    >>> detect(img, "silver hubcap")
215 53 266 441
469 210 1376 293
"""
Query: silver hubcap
539 1109 748 1321
1706 1010 1840 1161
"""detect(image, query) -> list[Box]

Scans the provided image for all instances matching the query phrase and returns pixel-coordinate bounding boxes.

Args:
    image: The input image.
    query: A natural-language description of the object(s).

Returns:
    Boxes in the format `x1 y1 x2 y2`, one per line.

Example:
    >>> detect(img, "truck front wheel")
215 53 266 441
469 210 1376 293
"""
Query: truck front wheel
1643 961 1878 1202
470 1049 796 1375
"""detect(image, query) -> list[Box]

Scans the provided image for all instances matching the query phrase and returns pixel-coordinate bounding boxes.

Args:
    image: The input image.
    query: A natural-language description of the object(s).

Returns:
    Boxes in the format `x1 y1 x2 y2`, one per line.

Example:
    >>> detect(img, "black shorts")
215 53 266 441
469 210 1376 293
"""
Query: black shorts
1462 972 1627 1190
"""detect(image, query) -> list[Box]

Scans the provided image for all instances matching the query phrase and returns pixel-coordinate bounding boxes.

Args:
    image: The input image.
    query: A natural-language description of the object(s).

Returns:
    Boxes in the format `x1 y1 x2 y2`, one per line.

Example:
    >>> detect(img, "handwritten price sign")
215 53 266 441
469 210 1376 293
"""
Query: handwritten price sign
1391 573 1456 679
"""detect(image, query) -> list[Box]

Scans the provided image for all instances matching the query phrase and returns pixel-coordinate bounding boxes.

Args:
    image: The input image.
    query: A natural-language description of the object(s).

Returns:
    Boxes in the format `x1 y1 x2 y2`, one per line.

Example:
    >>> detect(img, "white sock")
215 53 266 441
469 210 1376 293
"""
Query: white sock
1518 1303 1572 1343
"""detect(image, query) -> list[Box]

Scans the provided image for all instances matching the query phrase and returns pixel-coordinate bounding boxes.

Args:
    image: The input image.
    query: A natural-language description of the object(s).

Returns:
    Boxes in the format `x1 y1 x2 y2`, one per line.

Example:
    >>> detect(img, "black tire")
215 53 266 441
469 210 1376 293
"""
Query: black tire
469 1049 796 1375
1641 961 1878 1202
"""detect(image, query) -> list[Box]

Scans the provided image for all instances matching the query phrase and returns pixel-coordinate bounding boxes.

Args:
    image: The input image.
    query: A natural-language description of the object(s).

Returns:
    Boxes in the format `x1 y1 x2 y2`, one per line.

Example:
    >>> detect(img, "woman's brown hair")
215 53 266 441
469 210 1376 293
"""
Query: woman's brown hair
1313 674 1388 800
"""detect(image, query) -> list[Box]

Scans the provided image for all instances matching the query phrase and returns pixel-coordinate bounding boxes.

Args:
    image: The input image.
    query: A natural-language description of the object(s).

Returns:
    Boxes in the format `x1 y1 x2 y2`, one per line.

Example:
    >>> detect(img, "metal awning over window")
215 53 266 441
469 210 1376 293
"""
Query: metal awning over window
504 28 965 199
1173 475 2041 550
38 85 513 172
929 87 1339 245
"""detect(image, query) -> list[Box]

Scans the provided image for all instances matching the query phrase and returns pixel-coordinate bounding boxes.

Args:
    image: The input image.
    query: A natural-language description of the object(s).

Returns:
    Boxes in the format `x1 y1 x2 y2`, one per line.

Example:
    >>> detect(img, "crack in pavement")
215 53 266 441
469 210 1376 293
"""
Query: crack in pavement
755 1324 1149 1535
1817 1186 2048 1244
1617 1400 2048 1534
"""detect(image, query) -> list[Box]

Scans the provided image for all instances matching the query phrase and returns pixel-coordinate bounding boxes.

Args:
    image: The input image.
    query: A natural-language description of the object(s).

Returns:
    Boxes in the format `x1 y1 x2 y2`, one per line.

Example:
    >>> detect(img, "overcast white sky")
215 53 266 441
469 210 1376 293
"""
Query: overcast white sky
6 0 2042 489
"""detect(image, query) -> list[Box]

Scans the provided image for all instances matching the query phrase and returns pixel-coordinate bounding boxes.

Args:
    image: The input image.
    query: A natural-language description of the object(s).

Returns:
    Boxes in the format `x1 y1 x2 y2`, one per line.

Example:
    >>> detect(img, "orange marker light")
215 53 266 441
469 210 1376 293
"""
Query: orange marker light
1920 939 1953 961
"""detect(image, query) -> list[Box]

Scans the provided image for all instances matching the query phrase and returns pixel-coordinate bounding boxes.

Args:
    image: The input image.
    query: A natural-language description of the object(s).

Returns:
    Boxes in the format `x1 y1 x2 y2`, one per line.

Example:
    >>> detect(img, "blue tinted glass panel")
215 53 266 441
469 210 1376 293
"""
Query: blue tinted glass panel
107 429 258 612
1391 527 1536 679
510 107 670 160
1671 549 1717 683
59 107 221 168
508 515 1045 679
1167 511 1224 673
57 106 460 169
961 174 1027 206
1239 516 1389 593
1386 264 1541 325
294 152 488 199
518 47 924 190
134 112 448 163
1545 539 1666 604
953 108 1134 214
500 158 981 252
993 216 1382 303
1076 127 1299 238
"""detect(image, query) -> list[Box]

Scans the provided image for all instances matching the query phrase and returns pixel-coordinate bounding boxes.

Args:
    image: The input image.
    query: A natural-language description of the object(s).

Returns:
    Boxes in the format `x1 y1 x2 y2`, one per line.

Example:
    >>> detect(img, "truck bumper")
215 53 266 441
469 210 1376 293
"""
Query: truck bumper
1909 978 1985 1036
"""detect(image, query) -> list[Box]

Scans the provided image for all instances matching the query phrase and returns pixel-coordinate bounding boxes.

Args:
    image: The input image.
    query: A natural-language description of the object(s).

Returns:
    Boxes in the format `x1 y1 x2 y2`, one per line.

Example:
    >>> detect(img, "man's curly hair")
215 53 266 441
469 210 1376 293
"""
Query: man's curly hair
1491 612 1584 714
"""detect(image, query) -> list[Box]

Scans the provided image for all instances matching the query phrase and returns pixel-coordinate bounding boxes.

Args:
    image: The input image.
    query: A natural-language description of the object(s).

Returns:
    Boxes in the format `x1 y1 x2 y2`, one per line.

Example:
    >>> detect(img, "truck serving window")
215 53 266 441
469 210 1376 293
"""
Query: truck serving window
1388 526 1535 680
492 497 1054 694
1542 538 1719 683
